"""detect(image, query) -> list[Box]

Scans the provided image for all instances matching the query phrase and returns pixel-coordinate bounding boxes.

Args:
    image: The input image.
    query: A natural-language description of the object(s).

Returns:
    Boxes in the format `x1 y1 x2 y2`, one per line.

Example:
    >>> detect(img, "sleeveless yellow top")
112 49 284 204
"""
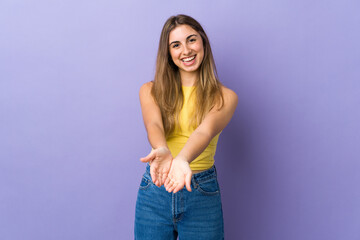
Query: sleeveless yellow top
166 85 222 171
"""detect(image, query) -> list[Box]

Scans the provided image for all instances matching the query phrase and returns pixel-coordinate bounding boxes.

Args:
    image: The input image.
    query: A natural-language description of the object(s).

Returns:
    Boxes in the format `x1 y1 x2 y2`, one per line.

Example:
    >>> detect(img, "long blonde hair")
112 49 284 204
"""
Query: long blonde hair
151 14 224 138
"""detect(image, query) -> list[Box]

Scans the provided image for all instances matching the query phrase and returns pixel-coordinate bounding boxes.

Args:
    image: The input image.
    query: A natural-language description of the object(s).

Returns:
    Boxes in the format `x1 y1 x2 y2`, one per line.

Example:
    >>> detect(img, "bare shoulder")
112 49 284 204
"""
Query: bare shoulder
139 81 154 95
139 81 156 104
220 85 238 108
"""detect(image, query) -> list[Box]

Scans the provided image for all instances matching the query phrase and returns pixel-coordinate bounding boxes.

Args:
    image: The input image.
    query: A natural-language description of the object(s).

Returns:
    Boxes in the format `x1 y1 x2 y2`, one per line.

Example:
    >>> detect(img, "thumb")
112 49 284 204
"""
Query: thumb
140 149 156 163
185 173 192 192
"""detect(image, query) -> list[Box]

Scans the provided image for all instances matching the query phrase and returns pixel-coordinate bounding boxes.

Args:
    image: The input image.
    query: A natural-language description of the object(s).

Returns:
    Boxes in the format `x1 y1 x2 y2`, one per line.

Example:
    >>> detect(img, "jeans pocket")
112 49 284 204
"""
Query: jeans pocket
139 176 151 190
196 178 220 196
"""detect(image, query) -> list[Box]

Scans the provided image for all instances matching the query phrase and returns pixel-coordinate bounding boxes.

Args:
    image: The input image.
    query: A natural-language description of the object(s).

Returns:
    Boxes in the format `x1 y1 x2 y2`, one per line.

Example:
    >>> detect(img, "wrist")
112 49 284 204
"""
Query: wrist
158 146 169 150
154 146 173 160
152 146 169 151
174 154 189 163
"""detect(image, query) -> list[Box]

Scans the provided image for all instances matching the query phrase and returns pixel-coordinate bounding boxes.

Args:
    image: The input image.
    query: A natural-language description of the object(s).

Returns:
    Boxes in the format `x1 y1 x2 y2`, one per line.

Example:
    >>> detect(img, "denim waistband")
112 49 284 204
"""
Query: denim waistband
145 162 217 185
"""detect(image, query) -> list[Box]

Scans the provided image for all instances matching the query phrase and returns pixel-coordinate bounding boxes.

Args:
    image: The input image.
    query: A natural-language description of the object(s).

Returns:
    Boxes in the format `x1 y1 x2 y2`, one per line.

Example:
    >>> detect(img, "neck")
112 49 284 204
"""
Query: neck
179 70 199 86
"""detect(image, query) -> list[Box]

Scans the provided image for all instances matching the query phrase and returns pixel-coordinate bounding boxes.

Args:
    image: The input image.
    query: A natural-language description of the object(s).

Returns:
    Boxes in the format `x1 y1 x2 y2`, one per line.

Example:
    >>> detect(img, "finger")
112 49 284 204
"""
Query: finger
157 174 163 186
173 183 183 194
167 184 175 193
161 173 168 186
143 150 156 162
167 181 177 193
165 179 173 191
140 150 156 163
164 177 171 188
155 172 162 186
159 168 167 185
165 179 174 192
150 166 157 184
171 183 179 193
185 173 192 192
161 172 168 186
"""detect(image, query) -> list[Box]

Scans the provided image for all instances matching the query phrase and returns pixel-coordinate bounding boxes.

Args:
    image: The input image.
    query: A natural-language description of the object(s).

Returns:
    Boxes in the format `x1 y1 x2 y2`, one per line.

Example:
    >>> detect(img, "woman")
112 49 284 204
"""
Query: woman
134 14 238 239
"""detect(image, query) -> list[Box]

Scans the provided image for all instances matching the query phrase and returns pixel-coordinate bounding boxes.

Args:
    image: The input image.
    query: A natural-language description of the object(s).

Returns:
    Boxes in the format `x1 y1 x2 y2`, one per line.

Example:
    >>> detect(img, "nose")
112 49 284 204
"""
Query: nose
183 44 191 55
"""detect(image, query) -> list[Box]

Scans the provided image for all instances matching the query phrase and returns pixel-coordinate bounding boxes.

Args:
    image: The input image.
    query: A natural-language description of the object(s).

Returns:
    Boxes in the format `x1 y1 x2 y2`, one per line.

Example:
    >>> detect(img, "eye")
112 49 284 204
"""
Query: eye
172 43 179 48
189 38 196 42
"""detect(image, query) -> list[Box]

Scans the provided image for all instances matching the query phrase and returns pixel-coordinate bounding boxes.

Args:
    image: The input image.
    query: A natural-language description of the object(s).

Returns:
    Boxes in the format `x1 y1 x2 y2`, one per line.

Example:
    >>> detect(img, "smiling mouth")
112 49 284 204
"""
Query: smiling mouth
181 55 196 62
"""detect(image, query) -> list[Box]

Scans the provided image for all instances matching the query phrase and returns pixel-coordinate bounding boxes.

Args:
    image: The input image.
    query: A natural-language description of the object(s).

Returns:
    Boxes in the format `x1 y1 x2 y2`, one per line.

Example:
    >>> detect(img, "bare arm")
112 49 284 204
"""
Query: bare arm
139 81 173 186
165 87 238 193
177 87 239 163
139 81 168 149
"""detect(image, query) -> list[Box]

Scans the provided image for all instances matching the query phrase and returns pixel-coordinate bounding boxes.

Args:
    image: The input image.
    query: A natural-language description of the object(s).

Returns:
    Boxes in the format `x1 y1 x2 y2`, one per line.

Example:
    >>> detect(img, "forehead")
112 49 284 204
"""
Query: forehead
169 25 198 43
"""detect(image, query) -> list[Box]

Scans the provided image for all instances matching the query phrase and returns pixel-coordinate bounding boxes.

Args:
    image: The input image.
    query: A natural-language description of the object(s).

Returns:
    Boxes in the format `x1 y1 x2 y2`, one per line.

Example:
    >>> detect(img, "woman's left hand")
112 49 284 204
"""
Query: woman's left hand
164 156 192 193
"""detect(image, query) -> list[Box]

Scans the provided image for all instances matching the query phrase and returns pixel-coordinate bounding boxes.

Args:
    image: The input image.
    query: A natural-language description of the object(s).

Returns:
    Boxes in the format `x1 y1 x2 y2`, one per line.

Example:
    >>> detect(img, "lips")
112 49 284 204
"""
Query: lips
181 55 196 62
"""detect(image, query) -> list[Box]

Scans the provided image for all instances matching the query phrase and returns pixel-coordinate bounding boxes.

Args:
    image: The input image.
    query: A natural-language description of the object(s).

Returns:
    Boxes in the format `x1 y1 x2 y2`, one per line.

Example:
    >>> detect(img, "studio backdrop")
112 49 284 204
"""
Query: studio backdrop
0 0 359 239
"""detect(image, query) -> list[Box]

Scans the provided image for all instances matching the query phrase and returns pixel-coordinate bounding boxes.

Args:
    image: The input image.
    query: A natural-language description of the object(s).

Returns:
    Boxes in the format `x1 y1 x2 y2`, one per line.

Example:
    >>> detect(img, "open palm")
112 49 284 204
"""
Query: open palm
140 147 173 187
164 157 192 193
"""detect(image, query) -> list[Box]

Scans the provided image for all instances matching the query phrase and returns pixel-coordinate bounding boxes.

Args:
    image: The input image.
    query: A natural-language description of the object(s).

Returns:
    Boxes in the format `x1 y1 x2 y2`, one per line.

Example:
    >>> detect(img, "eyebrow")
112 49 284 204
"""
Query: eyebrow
169 34 198 46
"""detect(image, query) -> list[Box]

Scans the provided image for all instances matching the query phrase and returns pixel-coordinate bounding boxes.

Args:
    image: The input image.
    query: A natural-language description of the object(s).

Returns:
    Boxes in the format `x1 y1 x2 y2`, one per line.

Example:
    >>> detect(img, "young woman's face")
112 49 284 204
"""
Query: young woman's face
168 24 204 74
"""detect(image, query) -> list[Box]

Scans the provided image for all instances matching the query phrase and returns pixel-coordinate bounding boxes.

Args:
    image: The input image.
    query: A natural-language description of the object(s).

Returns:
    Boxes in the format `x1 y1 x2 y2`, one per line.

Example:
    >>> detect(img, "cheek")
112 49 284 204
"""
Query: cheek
194 43 204 54
196 45 204 59
197 47 205 63
169 51 179 61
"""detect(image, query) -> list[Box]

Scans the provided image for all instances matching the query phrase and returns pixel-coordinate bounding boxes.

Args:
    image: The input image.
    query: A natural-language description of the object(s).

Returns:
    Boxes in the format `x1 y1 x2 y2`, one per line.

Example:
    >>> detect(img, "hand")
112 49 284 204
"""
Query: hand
164 156 192 193
140 147 173 187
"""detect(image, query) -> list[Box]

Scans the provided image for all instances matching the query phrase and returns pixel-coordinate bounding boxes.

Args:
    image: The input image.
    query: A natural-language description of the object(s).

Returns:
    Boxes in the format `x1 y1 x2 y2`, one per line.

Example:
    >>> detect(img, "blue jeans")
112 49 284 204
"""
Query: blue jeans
134 163 224 240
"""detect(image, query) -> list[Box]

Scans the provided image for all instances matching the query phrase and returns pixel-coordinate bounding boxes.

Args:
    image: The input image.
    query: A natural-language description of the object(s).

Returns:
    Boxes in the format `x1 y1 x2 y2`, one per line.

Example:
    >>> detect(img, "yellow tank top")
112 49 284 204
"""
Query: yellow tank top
166 85 222 171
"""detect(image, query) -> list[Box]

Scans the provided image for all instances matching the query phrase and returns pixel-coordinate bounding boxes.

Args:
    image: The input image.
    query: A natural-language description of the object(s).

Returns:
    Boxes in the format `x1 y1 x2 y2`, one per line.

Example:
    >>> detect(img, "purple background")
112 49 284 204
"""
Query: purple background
1 0 359 239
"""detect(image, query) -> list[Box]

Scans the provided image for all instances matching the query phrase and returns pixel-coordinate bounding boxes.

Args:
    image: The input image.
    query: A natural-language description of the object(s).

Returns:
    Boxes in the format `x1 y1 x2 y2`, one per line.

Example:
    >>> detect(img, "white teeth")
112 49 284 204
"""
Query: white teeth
182 55 195 62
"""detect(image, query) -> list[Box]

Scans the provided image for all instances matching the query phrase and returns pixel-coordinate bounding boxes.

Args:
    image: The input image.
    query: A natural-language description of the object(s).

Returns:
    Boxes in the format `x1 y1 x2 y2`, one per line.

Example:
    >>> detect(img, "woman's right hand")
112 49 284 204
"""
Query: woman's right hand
140 147 173 187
